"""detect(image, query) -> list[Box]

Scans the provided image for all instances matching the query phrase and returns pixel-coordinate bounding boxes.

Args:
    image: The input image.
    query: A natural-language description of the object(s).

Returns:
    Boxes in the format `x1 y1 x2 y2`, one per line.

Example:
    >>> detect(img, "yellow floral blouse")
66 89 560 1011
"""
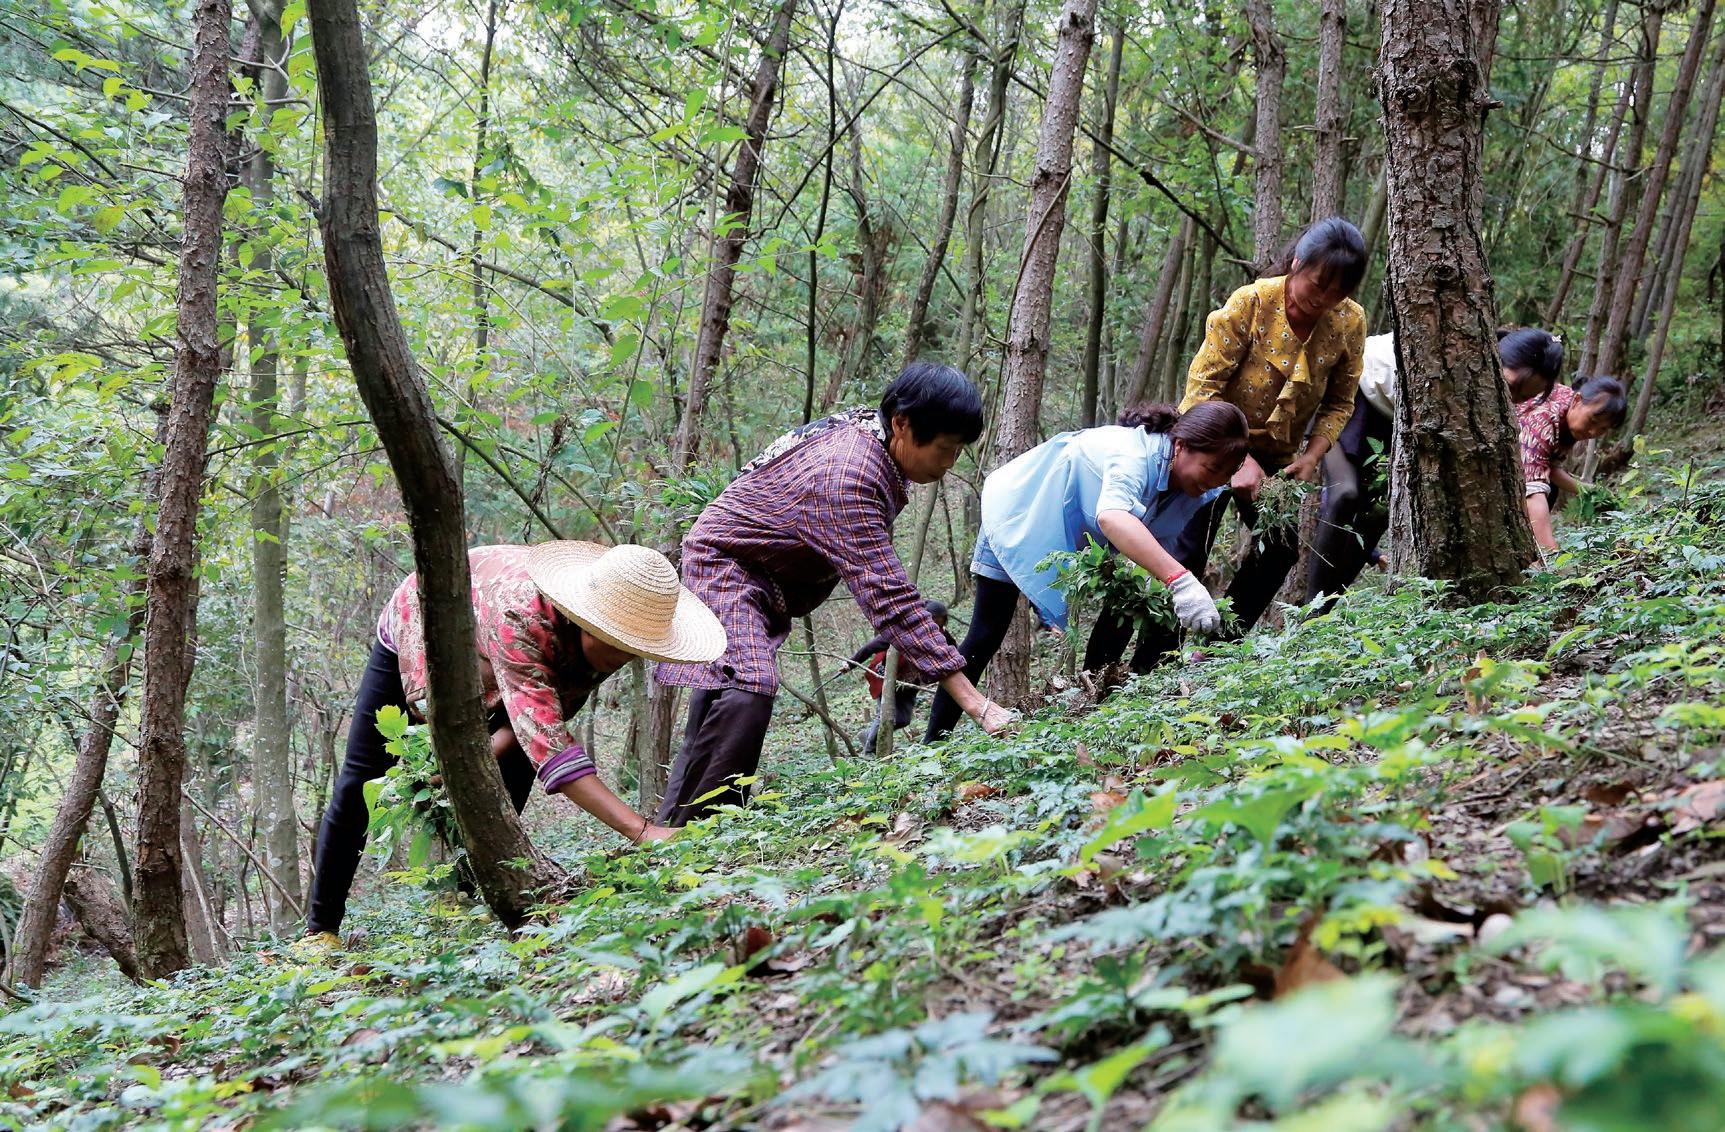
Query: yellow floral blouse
1177 275 1366 462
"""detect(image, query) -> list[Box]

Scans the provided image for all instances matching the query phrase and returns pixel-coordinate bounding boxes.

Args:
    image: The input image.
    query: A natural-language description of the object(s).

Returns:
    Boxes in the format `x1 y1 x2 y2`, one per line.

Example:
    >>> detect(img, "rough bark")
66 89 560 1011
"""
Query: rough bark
903 53 977 366
133 0 232 979
1311 0 1347 221
1246 0 1285 270
8 515 151 986
1546 0 1626 326
1580 7 1660 375
63 870 141 983
1079 21 1122 427
244 0 302 937
1379 0 1537 599
308 0 561 929
1623 24 1725 446
179 798 223 964
989 0 1097 709
1596 0 1716 378
1122 218 1191 407
670 0 798 470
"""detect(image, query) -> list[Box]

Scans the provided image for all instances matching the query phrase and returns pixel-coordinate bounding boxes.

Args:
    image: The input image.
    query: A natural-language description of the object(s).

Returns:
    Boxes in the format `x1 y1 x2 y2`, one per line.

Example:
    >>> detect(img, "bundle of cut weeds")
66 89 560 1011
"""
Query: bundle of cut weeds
1252 475 1320 548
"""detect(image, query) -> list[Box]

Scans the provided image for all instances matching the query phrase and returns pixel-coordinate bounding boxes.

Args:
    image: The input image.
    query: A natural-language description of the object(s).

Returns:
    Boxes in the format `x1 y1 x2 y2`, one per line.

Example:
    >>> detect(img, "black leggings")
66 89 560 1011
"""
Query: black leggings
925 576 1024 741
306 641 534 935
1306 446 1389 604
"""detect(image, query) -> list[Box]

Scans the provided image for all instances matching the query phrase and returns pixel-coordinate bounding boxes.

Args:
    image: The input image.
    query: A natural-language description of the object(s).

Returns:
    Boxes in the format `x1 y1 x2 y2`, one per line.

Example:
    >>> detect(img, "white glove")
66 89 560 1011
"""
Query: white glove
1169 571 1221 633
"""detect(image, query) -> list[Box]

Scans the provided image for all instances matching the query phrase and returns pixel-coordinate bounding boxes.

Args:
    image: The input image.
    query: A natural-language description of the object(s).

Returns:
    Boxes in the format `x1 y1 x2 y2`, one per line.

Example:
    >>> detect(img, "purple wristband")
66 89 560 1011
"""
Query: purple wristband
537 744 597 794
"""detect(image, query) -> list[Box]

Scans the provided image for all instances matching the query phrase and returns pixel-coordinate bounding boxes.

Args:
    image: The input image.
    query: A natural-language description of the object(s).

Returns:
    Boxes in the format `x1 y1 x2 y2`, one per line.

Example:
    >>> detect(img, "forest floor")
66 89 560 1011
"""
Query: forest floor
4 427 1725 1131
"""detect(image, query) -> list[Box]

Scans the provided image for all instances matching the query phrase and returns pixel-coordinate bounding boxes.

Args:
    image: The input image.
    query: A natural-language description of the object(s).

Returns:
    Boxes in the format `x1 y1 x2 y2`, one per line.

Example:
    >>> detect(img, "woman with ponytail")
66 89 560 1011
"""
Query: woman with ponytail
925 401 1248 739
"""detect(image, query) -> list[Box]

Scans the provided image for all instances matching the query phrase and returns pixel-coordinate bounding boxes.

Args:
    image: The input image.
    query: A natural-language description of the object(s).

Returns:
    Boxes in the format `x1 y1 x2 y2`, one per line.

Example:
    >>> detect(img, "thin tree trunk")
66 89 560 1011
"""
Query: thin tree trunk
1636 20 1725 339
1623 24 1725 447
670 0 799 469
133 0 231 979
308 0 562 929
1547 0 1627 326
873 484 941 758
1597 0 1716 378
1158 234 1198 403
7 517 151 986
244 0 302 937
1123 217 1191 406
956 0 1029 374
1101 213 1130 419
63 870 140 983
1246 0 1286 269
1580 6 1661 374
825 83 891 407
1380 0 1537 599
1079 21 1122 427
179 798 223 964
990 0 1097 709
1311 0 1347 220
804 0 841 423
802 618 839 763
904 53 977 366
457 0 503 481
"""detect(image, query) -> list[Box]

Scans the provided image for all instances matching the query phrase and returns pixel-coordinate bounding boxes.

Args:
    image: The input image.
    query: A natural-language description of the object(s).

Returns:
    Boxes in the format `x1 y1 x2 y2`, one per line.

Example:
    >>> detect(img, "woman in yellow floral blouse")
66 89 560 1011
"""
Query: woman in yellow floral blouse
1089 218 1369 672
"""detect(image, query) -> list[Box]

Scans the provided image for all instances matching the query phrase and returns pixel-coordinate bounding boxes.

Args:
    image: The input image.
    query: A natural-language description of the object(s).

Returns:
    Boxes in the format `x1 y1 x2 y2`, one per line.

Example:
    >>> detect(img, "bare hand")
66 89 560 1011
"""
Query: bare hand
636 823 679 844
975 699 1016 737
1231 455 1266 500
1282 453 1323 483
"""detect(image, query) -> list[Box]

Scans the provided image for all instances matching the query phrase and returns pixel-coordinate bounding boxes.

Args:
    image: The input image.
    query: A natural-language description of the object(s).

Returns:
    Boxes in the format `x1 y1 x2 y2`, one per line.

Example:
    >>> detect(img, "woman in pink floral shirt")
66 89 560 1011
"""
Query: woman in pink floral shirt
1517 375 1626 551
306 542 723 941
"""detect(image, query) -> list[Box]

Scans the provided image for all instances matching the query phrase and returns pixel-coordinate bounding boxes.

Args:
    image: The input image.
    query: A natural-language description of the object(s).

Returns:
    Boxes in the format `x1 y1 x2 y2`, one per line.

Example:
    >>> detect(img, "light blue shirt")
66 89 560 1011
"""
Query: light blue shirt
977 427 1225 629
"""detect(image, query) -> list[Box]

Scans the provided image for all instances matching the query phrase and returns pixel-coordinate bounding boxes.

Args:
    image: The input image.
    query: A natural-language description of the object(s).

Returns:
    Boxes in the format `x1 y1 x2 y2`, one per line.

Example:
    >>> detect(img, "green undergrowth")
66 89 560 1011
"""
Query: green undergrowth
4 447 1725 1130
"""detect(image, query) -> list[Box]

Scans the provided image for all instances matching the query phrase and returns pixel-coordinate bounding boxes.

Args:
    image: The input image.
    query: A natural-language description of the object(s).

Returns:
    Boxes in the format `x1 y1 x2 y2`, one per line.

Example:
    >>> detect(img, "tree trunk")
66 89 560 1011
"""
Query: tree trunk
1635 20 1725 339
1580 6 1661 375
989 0 1097 709
7 514 152 986
1158 234 1199 403
1123 217 1191 405
1546 0 1626 326
903 53 977 366
803 0 840 424
244 0 302 938
1079 21 1122 427
1311 0 1347 220
1379 0 1537 599
63 870 141 983
1246 0 1286 269
179 798 223 964
1596 0 1716 378
956 0 1029 374
133 0 232 980
456 0 503 482
308 0 562 929
670 0 799 470
1623 24 1725 446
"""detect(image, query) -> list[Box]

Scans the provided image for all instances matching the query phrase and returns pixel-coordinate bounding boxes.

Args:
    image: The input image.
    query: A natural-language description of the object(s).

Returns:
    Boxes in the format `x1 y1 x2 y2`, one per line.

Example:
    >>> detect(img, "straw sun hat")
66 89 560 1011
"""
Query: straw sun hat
525 541 726 665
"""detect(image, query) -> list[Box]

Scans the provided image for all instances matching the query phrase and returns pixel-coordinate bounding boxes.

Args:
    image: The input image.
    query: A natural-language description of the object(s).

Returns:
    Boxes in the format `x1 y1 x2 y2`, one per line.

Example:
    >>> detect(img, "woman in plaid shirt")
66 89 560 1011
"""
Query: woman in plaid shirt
654 363 1013 825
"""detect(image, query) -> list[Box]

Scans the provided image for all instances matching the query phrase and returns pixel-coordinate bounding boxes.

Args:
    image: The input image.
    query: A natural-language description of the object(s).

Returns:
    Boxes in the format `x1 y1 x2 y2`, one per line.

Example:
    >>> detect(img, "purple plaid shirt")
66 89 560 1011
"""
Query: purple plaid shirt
655 409 968 695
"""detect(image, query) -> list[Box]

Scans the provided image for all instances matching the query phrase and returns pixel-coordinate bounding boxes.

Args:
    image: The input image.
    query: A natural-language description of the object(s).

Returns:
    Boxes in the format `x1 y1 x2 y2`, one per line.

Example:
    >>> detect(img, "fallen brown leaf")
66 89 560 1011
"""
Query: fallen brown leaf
1668 780 1725 835
1463 651 1490 713
956 781 999 802
1089 790 1127 813
1074 741 1096 768
1274 918 1344 998
1512 1082 1563 1132
735 925 775 965
8 1082 34 1100
341 1027 383 1047
885 811 926 847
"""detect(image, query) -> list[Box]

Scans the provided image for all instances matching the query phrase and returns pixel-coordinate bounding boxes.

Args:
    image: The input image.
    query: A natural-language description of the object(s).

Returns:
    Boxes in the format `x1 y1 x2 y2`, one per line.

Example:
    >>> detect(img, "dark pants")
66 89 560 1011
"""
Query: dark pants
1307 398 1391 604
925 575 1023 741
306 641 533 936
861 686 919 753
655 686 777 826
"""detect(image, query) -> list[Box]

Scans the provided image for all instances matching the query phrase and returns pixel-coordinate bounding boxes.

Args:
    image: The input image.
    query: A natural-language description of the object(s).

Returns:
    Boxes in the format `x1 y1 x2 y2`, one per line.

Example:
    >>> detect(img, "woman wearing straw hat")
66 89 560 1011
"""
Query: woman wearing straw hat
303 541 724 945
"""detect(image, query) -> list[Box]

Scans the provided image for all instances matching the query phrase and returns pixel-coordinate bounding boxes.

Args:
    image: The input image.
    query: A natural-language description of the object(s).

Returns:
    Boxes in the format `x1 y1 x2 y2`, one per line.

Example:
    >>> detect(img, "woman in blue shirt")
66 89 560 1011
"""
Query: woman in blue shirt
926 401 1248 739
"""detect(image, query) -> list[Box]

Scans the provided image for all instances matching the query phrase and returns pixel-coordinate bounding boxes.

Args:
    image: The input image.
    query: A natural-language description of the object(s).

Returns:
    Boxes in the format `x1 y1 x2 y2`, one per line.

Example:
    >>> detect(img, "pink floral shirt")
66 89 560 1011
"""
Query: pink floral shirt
1517 383 1579 490
377 545 603 793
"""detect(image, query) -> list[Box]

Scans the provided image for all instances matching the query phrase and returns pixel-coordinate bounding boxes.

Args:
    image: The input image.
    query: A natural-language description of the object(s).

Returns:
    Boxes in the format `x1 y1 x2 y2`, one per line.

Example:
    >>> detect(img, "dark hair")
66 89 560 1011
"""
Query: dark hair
881 361 985 444
923 598 949 620
1498 328 1564 385
1572 375 1627 428
1118 400 1249 463
1268 217 1368 295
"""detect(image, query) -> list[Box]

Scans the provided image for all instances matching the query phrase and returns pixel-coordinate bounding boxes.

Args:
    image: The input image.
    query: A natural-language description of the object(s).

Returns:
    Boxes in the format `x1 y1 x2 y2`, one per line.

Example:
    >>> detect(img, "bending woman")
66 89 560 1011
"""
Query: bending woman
925 402 1248 740
1306 327 1565 601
